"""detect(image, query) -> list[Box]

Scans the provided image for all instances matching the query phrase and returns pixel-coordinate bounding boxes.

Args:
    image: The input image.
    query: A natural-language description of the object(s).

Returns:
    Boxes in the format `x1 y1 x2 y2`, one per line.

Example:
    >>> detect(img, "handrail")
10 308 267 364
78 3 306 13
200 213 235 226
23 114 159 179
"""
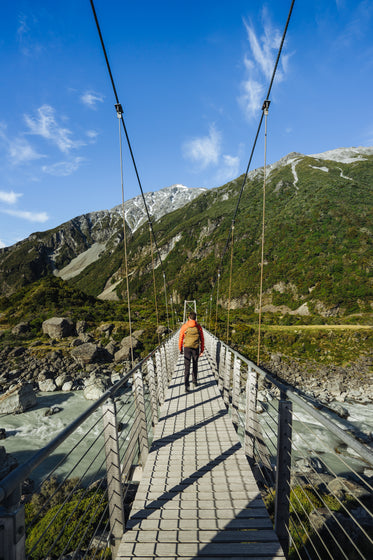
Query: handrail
0 330 178 505
205 329 373 467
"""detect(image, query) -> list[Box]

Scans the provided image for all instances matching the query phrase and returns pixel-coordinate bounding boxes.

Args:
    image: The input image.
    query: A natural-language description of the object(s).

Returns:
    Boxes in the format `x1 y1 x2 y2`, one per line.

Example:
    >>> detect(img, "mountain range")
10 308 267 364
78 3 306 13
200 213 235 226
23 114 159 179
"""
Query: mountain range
0 146 372 319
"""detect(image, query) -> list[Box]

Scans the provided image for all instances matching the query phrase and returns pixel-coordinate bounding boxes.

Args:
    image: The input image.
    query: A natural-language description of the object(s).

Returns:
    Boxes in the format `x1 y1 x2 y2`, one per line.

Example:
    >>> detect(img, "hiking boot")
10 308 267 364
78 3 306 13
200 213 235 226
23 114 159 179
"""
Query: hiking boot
185 385 190 392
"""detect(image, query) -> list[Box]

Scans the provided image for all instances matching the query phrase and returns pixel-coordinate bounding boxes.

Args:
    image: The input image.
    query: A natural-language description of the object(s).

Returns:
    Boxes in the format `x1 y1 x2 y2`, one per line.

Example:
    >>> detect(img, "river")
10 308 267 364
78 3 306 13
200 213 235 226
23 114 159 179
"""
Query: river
1 390 372 487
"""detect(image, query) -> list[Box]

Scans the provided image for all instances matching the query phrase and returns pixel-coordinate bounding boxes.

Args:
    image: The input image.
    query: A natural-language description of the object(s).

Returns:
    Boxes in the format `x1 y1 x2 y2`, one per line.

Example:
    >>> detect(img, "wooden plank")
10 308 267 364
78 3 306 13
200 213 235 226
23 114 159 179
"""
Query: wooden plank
118 350 284 560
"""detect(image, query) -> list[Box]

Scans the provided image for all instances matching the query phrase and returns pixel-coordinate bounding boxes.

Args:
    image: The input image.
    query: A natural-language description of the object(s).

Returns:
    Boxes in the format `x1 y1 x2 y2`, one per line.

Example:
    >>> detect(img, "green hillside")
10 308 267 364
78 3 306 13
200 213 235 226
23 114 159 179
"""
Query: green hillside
69 153 373 319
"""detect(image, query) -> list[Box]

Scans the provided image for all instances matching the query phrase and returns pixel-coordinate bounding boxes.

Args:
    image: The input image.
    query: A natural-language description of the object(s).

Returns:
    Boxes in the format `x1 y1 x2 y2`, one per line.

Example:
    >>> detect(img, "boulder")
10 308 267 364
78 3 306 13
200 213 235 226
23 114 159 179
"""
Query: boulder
84 374 111 400
42 317 75 339
38 379 57 392
0 429 6 440
62 380 74 392
71 343 110 365
76 320 88 334
44 406 62 416
0 383 37 414
12 322 30 336
115 335 142 362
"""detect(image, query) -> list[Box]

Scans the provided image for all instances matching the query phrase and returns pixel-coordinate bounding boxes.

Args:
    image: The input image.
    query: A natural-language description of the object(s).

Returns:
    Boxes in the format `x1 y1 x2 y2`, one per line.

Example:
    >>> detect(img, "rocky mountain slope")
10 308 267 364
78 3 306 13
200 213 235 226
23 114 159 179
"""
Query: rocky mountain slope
79 145 372 316
0 147 372 316
0 184 205 296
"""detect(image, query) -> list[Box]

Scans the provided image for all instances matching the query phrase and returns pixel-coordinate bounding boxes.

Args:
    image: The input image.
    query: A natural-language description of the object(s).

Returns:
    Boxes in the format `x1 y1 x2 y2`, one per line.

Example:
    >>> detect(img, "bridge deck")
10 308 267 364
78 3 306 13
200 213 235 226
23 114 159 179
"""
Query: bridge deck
118 353 285 559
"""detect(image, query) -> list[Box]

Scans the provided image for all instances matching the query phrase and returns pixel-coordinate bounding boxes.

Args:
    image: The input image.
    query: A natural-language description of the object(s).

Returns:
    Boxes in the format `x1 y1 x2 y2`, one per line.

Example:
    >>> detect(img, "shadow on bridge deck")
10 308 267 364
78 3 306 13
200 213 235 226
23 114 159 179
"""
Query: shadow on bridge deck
117 353 285 559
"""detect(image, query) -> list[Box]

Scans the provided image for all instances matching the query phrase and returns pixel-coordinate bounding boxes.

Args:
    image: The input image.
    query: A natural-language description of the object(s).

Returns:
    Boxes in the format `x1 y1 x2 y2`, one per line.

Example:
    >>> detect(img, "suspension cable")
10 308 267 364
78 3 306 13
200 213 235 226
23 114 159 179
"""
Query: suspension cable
163 271 170 332
226 220 235 343
116 103 134 367
149 223 161 345
208 0 295 347
214 270 221 336
90 0 170 325
257 100 270 365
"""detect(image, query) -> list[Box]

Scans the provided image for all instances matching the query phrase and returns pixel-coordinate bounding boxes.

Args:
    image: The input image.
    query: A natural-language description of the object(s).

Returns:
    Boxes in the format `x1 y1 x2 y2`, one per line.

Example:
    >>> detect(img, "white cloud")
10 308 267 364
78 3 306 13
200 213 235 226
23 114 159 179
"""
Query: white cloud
24 105 84 153
0 124 45 165
239 76 265 119
0 239 5 248
183 125 222 169
42 157 85 176
81 91 105 109
86 130 99 142
8 137 45 164
0 190 23 204
2 208 49 223
214 155 241 184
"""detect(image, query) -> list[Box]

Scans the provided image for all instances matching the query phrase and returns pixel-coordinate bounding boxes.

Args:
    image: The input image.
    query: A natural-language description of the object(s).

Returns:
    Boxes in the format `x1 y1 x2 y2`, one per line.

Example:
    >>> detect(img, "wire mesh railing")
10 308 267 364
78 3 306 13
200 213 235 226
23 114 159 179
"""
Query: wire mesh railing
0 331 179 560
204 329 373 560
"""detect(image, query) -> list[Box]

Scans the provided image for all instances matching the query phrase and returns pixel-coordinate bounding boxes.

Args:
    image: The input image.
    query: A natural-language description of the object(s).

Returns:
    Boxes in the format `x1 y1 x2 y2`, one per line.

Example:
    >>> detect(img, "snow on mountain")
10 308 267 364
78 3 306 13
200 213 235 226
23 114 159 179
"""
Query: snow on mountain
309 146 373 163
111 184 207 232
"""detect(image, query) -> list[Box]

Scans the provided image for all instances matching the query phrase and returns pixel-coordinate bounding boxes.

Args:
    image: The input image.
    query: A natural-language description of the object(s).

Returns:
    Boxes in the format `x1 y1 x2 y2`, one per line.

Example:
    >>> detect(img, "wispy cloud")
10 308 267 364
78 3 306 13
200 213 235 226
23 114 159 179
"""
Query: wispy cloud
42 157 85 176
2 208 49 223
81 91 105 109
183 124 241 184
239 8 290 119
86 130 99 142
183 124 222 169
0 124 45 165
24 105 84 153
214 154 241 184
0 190 23 204
16 12 43 57
8 137 45 164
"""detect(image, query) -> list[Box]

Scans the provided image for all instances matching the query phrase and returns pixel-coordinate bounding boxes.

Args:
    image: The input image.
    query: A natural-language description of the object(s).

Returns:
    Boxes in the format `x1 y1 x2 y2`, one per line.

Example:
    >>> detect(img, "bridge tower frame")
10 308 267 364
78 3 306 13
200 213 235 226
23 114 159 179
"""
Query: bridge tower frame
183 300 197 323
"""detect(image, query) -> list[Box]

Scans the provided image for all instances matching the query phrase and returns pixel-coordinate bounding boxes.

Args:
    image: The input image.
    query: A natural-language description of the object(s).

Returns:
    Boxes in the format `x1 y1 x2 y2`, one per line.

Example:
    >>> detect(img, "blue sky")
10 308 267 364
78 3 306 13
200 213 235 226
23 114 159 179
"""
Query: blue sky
0 0 372 248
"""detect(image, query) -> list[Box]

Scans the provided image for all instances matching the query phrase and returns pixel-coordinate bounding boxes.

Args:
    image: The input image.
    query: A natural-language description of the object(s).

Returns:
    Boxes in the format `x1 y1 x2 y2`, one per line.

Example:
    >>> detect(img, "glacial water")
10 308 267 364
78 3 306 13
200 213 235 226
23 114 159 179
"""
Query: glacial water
1 390 372 489
0 390 135 488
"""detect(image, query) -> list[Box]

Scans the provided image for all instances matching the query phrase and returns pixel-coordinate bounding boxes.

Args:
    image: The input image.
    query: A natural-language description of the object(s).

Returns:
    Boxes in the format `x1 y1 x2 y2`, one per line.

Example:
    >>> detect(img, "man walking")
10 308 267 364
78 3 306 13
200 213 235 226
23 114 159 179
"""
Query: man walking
178 311 204 392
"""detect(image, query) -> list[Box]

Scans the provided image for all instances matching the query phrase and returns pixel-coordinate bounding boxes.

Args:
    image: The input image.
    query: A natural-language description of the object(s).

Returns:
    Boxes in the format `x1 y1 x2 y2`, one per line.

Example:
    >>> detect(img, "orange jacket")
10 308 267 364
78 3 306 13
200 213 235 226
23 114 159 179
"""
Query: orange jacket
178 319 204 353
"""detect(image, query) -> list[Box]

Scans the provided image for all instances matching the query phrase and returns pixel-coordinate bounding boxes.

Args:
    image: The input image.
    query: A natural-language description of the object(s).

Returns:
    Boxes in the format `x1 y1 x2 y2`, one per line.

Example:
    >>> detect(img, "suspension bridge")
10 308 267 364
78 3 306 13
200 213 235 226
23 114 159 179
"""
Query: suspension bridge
1 0 372 558
0 327 372 560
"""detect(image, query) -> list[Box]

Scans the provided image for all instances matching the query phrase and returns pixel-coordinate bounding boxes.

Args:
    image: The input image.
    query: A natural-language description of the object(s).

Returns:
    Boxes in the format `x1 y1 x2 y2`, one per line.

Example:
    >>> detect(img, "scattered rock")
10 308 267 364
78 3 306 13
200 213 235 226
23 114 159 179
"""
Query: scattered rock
328 402 349 419
71 343 110 365
38 378 57 392
0 383 37 414
44 405 63 416
12 322 30 336
83 374 111 400
42 317 76 339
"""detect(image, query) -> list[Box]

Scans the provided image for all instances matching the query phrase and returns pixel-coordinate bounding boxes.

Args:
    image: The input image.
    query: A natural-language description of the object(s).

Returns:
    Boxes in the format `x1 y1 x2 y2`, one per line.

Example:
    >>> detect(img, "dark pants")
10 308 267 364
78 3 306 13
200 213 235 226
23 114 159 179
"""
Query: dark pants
184 347 199 387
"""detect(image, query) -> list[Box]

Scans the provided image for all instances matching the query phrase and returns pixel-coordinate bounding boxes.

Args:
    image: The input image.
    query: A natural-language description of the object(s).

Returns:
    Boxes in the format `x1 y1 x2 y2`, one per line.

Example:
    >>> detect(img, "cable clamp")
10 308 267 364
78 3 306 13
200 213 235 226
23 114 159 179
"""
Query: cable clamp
115 103 123 118
262 99 271 115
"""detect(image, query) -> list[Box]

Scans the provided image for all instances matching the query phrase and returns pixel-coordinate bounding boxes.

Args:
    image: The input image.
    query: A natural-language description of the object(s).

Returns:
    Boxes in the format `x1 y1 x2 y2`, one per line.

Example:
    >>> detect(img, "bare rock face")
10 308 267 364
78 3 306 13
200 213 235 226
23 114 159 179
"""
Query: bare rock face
0 383 37 414
114 335 142 362
42 317 75 339
71 343 111 365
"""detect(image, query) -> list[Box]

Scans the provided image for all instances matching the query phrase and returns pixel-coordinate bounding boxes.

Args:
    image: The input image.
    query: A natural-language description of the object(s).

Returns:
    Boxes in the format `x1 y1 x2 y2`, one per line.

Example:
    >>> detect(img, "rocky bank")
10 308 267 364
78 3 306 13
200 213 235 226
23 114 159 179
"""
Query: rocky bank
0 317 169 414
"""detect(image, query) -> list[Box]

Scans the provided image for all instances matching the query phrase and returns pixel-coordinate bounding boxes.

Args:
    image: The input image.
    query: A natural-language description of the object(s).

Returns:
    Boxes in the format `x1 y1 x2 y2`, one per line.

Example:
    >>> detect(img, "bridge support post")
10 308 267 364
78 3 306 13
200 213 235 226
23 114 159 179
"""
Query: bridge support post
155 350 165 405
223 350 231 405
147 357 158 426
244 366 258 460
102 397 125 559
274 396 292 557
231 355 240 428
0 485 25 560
133 367 149 467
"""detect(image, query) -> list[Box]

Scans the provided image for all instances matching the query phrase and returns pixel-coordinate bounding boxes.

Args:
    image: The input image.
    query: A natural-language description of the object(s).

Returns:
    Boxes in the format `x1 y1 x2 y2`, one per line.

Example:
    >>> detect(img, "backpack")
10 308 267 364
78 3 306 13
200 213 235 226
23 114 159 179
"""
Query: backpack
183 326 200 349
